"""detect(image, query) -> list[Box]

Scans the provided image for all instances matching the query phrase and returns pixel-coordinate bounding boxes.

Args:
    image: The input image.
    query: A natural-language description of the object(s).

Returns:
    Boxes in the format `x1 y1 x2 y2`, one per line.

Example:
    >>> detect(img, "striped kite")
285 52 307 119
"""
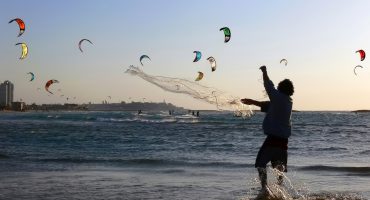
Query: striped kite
27 72 35 81
280 59 288 66
193 51 202 62
45 79 59 94
356 49 365 61
15 43 28 59
207 56 217 72
140 55 151 66
220 27 231 43
78 39 93 53
195 71 204 81
9 18 25 37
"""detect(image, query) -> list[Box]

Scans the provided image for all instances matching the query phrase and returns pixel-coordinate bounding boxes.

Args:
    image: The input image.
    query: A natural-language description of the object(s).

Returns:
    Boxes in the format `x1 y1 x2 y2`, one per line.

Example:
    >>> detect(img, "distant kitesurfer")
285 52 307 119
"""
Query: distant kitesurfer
196 111 199 117
138 110 142 115
241 66 294 195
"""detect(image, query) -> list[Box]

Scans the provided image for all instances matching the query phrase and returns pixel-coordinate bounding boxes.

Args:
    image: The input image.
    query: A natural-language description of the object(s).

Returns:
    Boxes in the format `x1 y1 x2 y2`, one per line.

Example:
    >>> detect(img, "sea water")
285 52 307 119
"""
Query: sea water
0 111 369 199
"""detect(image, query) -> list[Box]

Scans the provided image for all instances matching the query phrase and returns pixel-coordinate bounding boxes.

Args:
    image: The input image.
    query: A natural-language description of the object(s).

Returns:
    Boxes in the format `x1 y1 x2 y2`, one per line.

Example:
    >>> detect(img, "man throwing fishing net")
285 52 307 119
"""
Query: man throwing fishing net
241 66 294 195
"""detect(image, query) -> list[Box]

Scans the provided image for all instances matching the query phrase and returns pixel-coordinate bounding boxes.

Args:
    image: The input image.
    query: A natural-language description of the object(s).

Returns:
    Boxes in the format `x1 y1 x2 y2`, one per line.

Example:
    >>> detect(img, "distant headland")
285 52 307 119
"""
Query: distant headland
351 110 370 113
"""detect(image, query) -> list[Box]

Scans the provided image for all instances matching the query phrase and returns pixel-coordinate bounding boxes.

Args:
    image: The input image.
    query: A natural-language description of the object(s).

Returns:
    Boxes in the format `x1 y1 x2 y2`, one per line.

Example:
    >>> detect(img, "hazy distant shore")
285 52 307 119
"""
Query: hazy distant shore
1 102 187 112
351 110 370 113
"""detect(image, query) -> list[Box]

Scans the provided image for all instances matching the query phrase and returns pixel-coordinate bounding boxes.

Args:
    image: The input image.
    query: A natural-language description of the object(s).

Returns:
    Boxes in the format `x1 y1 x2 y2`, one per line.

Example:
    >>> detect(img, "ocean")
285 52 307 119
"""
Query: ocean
0 111 369 199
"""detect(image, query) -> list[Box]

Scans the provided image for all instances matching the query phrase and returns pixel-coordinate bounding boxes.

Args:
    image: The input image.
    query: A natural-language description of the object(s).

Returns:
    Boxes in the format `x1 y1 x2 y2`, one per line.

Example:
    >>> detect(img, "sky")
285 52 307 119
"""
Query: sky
1 0 370 111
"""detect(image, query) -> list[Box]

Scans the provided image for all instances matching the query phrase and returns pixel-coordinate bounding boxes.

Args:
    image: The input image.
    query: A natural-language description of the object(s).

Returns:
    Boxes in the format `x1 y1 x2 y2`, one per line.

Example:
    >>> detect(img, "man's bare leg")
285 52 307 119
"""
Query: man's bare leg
276 164 285 185
257 167 267 189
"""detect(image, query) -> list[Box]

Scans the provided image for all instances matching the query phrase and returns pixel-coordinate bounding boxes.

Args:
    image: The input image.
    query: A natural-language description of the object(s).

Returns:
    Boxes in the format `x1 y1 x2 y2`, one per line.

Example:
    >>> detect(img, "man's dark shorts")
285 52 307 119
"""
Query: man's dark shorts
255 135 288 172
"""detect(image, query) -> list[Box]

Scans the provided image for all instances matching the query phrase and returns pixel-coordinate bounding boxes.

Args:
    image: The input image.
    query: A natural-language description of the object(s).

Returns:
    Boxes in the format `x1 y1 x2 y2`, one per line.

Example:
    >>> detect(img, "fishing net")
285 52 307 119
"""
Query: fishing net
125 65 253 118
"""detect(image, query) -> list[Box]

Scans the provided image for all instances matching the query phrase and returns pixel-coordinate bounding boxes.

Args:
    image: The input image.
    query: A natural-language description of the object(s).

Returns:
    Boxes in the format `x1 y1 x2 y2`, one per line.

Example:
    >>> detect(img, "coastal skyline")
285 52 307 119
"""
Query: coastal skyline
1 1 370 111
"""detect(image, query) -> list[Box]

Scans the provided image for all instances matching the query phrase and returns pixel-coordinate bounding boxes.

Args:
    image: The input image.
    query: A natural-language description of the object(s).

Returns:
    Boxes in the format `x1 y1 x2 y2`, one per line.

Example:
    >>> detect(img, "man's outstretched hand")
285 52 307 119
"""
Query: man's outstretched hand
241 98 255 105
260 65 266 72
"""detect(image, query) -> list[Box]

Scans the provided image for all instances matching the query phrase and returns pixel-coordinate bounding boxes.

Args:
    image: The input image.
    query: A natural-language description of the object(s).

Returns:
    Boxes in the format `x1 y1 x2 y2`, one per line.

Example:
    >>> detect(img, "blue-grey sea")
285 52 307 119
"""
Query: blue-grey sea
0 111 369 200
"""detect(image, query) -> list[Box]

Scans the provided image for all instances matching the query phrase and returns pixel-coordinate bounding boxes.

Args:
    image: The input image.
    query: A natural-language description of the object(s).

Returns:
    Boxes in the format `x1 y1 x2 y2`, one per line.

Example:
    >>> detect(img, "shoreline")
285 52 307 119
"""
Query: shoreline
2 109 370 113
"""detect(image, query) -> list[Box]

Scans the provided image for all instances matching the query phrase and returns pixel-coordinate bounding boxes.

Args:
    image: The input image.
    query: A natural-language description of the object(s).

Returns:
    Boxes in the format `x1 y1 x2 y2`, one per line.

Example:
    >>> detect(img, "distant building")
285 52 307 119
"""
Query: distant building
0 80 14 107
12 102 26 111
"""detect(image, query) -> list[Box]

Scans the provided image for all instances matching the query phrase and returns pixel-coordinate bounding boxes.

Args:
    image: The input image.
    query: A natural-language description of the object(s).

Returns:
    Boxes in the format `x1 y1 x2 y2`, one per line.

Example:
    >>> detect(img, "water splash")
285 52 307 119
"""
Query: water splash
242 167 365 200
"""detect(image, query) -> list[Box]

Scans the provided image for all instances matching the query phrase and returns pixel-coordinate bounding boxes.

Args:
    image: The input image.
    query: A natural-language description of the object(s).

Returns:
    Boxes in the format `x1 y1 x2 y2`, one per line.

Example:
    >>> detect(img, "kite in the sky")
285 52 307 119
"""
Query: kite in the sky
220 27 231 43
78 39 93 53
15 43 28 59
45 79 59 94
280 59 288 66
195 71 204 81
140 55 151 66
207 57 217 72
9 18 25 37
356 49 365 61
193 51 202 62
354 65 363 76
27 72 35 81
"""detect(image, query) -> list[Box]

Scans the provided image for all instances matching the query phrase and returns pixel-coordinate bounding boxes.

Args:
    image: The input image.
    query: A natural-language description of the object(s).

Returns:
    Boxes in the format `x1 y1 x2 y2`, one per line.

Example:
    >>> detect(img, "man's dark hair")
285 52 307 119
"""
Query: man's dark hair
277 79 294 96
